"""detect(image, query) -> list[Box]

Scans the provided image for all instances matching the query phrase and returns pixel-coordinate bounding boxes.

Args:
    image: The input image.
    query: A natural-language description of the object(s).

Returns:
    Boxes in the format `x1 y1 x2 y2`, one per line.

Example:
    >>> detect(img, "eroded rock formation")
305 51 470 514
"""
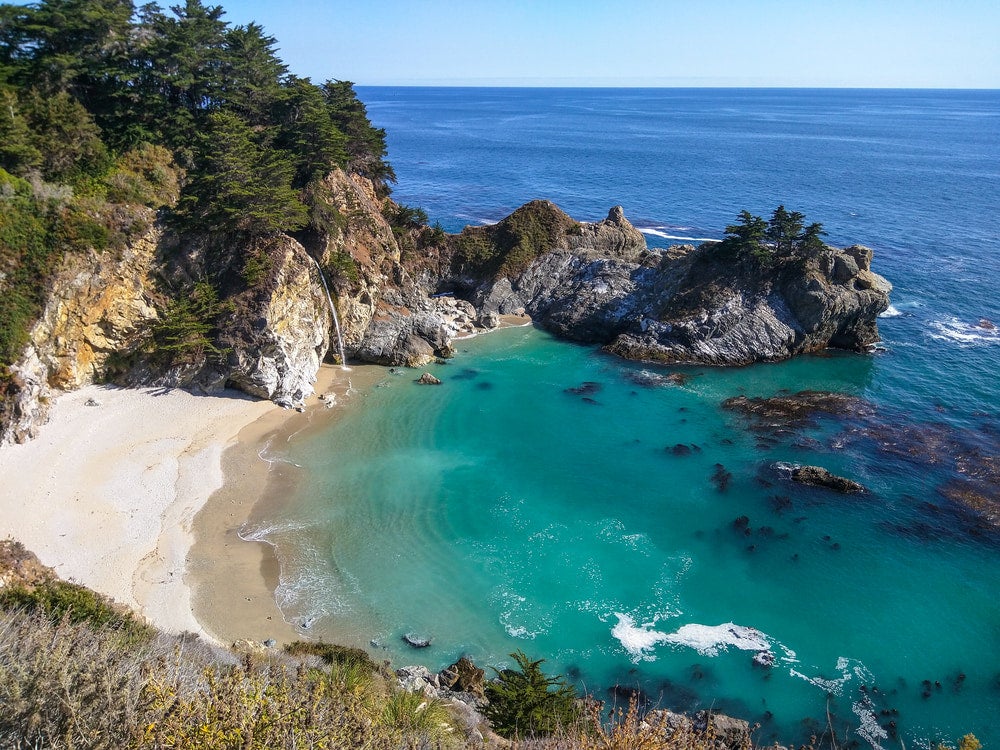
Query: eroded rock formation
1 186 892 444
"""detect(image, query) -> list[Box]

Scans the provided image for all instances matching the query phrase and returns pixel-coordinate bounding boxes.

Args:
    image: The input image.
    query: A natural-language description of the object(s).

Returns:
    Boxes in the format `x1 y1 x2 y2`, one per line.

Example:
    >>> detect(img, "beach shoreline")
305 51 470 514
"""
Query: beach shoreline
188 363 386 647
0 364 382 644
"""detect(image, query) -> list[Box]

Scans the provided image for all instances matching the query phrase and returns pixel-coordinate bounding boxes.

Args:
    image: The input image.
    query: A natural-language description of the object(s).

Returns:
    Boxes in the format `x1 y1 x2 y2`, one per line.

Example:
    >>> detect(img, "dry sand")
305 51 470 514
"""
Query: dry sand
0 364 380 642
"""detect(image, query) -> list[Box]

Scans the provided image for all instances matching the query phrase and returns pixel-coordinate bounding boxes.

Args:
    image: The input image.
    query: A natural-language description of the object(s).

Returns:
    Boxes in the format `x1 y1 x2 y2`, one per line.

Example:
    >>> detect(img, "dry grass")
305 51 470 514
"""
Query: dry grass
0 608 465 749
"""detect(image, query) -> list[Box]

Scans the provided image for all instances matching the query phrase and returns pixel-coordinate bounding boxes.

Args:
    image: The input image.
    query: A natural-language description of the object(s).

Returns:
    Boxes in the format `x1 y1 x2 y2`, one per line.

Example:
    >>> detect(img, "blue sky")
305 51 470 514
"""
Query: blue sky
214 0 999 88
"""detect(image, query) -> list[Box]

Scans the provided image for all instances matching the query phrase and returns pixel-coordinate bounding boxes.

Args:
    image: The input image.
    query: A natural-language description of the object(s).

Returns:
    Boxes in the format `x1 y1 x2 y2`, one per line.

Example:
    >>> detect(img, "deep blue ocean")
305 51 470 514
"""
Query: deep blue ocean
248 89 1000 748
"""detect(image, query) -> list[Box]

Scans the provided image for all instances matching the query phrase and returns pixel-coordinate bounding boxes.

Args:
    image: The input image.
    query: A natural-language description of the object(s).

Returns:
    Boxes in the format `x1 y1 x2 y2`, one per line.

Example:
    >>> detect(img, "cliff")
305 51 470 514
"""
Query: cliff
0 190 891 445
425 202 891 364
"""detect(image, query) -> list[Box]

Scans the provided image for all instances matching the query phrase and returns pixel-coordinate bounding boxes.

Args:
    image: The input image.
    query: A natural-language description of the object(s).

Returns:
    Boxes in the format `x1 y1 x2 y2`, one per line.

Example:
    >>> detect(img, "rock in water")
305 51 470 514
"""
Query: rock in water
417 372 442 385
402 633 433 648
791 465 866 494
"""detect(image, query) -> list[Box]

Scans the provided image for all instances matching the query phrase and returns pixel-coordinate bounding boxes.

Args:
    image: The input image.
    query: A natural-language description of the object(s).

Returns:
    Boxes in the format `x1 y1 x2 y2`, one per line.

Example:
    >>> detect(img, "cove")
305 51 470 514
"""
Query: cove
246 324 1000 749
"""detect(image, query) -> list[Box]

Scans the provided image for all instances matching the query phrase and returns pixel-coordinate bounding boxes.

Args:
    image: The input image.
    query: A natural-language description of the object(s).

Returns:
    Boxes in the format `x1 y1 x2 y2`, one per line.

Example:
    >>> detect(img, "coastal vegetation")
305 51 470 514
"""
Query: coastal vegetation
0 0 395 374
718 206 827 262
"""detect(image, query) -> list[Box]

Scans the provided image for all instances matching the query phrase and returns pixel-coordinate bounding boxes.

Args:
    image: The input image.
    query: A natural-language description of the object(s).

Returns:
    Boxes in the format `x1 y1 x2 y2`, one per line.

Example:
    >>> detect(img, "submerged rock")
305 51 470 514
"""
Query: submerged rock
723 390 873 432
402 633 433 648
791 465 866 494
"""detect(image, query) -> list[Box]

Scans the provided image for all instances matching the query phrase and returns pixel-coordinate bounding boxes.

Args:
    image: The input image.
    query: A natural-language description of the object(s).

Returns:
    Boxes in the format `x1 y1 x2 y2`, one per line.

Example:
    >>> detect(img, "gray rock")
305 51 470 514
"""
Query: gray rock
417 372 442 385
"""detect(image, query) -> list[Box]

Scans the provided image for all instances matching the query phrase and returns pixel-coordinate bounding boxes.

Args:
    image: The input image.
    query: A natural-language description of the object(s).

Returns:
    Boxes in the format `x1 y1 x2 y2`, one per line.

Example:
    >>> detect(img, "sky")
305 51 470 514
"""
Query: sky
212 0 1000 88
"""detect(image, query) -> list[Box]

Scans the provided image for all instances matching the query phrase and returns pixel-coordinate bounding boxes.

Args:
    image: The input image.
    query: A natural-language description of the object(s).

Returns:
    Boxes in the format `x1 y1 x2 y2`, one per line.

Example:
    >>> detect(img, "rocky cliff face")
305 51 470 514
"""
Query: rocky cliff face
1 183 892 444
1 214 161 444
430 203 891 365
1 219 334 443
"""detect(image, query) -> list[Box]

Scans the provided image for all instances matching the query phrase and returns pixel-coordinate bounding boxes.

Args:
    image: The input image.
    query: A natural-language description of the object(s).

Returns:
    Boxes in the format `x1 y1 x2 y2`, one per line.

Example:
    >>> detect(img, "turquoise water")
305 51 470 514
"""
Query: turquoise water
252 327 999 748
248 89 1000 748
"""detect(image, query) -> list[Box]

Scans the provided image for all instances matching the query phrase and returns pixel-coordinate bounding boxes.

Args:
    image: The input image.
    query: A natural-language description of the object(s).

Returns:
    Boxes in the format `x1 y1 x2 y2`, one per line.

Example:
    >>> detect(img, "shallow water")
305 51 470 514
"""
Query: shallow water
249 89 1000 748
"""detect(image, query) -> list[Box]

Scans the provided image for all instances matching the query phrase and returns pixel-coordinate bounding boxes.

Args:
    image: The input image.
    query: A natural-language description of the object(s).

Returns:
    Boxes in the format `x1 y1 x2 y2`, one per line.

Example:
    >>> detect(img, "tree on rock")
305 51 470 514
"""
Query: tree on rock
482 650 579 739
767 205 805 254
721 209 768 257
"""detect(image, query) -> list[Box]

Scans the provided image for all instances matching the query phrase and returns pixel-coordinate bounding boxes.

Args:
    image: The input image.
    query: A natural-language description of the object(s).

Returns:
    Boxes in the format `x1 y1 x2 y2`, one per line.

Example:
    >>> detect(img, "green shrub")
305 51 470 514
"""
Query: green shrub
0 580 152 643
283 640 377 671
482 650 579 739
148 280 226 364
325 250 359 283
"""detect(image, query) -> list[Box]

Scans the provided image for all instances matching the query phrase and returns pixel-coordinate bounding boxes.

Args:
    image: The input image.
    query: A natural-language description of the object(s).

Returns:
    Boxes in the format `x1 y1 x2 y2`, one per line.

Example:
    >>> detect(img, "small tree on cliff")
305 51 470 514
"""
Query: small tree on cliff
720 209 768 258
482 651 579 739
767 204 805 254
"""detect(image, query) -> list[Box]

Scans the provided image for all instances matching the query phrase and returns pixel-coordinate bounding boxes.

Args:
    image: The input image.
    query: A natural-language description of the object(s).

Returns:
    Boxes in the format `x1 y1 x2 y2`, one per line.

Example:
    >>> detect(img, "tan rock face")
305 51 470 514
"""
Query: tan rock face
316 169 401 350
30 222 161 390
225 235 330 406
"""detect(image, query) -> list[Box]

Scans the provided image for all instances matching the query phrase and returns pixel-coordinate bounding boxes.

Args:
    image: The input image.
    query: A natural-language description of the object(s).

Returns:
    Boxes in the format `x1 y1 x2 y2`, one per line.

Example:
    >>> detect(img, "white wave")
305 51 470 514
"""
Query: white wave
665 622 770 656
878 304 903 318
789 656 876 697
637 228 719 243
928 316 1000 346
853 696 888 750
611 613 670 662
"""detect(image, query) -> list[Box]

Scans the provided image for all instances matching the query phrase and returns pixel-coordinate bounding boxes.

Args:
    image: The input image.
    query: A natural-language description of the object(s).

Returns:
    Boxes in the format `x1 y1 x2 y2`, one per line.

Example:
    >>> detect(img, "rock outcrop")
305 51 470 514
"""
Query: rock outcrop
1 187 892 444
447 203 891 365
791 465 867 494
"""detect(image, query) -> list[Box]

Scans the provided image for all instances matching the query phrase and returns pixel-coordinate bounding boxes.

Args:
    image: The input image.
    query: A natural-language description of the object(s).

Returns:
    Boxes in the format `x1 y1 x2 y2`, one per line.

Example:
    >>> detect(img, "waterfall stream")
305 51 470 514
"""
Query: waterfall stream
309 256 349 369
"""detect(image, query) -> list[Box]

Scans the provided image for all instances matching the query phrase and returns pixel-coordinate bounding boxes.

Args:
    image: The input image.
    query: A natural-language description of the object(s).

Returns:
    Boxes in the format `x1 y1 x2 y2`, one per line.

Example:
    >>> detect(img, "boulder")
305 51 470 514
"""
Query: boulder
439 656 486 700
417 372 442 385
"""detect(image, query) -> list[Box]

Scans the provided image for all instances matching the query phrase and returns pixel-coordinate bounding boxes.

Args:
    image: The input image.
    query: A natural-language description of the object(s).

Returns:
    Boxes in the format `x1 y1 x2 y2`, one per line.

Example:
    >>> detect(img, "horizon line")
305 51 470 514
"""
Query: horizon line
352 82 999 91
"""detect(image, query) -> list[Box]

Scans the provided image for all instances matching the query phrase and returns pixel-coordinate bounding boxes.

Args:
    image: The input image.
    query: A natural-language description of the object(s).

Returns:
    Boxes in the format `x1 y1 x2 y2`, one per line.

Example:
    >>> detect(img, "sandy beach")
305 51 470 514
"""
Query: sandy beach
0 364 377 642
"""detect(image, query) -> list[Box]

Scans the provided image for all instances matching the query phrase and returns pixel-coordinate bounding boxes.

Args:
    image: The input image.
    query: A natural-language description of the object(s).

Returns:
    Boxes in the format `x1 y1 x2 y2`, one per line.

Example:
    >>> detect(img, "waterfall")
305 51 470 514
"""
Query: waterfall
309 256 349 370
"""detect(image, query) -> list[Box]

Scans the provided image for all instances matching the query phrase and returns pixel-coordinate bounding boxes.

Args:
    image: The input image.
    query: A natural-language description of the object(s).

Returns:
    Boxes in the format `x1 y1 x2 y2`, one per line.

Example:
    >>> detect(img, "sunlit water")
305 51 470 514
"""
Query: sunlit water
247 89 1000 747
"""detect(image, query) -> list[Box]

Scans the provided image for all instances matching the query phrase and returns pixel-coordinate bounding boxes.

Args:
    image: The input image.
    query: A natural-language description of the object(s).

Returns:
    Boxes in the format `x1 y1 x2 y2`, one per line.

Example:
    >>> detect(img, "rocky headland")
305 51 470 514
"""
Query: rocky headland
1 177 891 446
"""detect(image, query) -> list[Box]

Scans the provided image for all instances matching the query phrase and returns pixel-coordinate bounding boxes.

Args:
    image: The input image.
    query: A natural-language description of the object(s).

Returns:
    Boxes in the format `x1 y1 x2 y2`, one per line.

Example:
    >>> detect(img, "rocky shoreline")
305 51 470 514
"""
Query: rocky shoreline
2 169 890 445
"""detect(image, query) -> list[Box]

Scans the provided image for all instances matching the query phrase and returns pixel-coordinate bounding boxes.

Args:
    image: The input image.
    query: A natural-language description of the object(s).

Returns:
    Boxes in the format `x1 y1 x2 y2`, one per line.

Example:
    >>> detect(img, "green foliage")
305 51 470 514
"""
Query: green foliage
719 206 827 261
0 0 394 235
424 221 447 246
241 247 274 288
494 201 568 276
0 605 467 749
378 690 455 743
0 580 152 643
149 280 226 363
0 169 121 366
21 88 110 183
453 201 572 279
103 143 182 207
482 650 579 739
283 640 378 671
325 250 360 283
177 109 308 234
389 203 429 230
323 79 396 186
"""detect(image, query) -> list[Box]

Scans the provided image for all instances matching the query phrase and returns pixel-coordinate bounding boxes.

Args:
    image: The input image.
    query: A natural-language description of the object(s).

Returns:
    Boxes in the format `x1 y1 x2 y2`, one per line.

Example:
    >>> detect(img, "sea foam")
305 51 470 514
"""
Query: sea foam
664 622 771 656
611 613 670 662
928 316 1000 346
612 616 776 662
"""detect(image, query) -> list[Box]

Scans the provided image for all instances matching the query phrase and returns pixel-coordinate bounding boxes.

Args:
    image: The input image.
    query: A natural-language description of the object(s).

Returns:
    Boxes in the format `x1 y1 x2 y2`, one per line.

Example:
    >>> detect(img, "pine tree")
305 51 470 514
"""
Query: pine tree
767 204 805 254
721 209 768 257
482 651 579 739
178 109 307 234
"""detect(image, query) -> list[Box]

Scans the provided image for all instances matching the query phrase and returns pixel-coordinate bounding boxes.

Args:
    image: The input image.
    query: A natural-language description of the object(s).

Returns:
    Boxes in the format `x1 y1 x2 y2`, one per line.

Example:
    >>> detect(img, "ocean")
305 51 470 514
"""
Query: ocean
244 88 1000 747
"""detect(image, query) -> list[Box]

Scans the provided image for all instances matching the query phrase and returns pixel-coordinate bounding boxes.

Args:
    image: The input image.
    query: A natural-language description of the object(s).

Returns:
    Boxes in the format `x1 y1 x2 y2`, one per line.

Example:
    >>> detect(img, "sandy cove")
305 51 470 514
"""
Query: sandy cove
0 364 376 642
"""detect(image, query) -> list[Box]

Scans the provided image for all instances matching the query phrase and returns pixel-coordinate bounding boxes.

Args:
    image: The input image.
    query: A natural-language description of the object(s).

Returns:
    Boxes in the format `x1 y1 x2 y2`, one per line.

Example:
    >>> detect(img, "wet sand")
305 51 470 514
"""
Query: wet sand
188 363 387 646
